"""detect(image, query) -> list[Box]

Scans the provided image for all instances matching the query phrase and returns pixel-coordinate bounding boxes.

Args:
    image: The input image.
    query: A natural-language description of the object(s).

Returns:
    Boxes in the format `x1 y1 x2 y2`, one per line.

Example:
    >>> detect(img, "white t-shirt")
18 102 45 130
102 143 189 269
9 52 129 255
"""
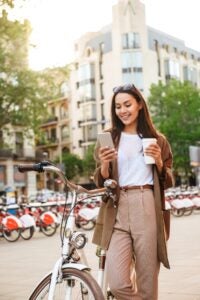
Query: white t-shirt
118 132 153 186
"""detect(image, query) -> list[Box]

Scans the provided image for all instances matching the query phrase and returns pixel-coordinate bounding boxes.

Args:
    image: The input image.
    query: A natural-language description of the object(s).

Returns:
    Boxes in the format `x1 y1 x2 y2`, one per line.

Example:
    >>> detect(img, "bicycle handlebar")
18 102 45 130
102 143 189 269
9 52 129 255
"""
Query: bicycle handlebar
18 161 52 173
17 161 117 196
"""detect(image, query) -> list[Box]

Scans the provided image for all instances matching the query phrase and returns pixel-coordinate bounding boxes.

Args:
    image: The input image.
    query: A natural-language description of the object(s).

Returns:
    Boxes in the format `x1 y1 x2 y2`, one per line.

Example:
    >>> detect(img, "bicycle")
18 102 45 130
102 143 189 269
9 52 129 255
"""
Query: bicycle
18 161 117 300
0 204 22 242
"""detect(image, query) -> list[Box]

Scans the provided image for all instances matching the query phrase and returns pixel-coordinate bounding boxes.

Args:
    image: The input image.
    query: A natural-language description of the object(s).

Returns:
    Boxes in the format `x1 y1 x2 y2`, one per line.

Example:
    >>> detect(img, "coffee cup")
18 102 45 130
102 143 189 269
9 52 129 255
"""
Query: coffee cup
142 138 157 164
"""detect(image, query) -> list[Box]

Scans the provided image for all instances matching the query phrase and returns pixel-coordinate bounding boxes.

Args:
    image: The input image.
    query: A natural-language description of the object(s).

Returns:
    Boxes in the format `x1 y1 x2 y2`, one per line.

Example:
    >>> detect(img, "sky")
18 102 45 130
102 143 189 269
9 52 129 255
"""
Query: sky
9 0 200 70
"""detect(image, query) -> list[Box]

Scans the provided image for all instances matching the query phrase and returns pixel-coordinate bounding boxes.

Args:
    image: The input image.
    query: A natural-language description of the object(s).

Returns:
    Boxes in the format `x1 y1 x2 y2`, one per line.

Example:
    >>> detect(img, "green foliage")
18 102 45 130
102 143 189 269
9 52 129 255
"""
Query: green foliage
0 12 69 136
0 12 46 134
148 79 200 175
41 66 69 100
0 0 14 8
62 153 83 181
82 144 96 178
0 68 48 133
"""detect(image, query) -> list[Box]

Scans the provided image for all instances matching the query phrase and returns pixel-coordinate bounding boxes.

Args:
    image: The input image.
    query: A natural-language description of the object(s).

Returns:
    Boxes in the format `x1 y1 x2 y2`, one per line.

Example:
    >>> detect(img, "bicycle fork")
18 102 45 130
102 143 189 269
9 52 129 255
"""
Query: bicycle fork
97 249 109 297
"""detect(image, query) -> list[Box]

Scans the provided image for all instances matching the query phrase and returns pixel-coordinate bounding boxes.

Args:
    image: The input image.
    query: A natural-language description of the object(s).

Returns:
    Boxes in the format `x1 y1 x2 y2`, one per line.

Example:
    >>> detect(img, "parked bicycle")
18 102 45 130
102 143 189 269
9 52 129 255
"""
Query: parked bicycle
18 161 117 300
165 187 199 217
0 204 22 242
18 203 59 240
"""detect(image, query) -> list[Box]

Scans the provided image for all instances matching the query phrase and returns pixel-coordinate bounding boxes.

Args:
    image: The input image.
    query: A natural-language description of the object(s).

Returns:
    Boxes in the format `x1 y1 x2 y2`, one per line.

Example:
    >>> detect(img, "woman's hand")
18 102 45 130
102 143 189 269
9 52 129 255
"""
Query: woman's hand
99 146 117 163
99 147 118 178
144 143 163 172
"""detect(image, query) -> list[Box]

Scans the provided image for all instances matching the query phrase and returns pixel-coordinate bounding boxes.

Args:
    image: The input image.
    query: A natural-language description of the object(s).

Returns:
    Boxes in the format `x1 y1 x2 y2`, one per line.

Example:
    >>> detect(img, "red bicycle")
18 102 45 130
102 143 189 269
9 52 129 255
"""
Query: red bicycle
0 204 22 242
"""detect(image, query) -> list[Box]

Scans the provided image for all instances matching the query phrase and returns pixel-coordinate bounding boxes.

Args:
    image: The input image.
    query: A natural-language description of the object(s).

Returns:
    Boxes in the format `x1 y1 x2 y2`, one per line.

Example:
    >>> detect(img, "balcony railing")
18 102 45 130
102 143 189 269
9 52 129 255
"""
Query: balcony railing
78 118 97 127
41 116 58 127
0 149 13 158
36 137 59 147
0 148 35 160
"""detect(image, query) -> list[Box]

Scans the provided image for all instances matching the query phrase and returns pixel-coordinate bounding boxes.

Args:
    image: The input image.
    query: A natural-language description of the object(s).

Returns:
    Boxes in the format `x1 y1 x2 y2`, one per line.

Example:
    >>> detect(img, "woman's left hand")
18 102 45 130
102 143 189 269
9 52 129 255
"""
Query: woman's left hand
144 143 163 172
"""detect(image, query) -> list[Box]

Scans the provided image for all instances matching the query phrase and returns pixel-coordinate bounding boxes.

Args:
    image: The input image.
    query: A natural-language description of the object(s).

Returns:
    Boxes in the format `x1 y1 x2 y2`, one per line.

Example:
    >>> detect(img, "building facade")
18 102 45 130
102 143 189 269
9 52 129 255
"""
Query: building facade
0 125 36 199
36 96 70 190
69 0 200 157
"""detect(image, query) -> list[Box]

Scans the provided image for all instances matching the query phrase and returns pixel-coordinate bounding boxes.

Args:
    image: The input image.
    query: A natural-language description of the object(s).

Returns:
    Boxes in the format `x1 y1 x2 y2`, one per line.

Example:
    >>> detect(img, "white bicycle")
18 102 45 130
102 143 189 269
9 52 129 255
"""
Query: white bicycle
18 161 117 300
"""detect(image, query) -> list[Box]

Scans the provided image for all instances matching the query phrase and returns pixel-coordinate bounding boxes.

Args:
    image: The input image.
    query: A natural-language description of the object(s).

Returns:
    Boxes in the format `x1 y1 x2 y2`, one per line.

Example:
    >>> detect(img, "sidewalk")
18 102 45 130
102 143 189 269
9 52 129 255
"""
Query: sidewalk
0 213 200 299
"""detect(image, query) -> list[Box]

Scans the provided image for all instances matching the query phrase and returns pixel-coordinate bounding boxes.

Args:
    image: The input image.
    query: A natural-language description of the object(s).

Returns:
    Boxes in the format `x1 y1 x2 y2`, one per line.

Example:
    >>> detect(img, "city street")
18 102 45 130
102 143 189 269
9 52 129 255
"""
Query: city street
0 213 200 300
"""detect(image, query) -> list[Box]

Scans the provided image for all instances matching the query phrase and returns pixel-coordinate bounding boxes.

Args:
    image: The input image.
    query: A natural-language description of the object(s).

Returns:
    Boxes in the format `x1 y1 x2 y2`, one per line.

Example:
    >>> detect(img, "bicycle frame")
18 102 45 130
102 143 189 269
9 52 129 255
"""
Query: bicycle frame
18 161 117 299
47 189 91 300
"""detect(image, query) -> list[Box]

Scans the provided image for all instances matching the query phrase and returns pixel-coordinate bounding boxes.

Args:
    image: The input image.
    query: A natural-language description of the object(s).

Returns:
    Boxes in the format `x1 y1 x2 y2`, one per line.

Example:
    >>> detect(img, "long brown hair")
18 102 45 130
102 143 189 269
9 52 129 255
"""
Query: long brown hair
110 84 158 146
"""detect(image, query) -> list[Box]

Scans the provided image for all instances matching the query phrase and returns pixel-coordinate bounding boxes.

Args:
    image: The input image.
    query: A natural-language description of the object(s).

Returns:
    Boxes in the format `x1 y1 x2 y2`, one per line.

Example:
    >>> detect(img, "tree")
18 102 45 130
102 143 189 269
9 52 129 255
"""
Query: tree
62 153 83 181
41 66 69 100
0 0 14 8
148 79 200 177
82 144 96 179
0 12 46 134
0 10 69 137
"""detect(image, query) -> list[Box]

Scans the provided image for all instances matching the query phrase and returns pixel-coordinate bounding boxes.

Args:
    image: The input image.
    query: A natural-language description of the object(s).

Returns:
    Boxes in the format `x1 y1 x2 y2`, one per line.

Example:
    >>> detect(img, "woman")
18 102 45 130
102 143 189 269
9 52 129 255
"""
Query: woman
92 84 174 300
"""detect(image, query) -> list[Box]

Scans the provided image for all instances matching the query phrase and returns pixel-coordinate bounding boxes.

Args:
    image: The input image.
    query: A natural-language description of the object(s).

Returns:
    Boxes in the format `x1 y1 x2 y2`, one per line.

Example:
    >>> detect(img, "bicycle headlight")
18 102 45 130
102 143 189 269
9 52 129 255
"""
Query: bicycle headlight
71 232 87 249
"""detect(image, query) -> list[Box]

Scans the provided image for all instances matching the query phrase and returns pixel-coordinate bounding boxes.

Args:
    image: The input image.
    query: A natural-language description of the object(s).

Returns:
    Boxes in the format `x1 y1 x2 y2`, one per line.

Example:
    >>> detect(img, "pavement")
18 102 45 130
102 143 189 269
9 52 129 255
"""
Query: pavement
0 213 200 300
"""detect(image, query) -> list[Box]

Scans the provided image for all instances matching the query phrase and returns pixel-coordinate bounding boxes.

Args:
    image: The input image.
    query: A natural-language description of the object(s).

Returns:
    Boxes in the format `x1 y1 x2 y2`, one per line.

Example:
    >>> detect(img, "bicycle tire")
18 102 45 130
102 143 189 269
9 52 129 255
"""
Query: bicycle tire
183 207 193 216
20 226 35 240
171 208 184 217
40 223 57 236
79 220 96 231
3 228 21 242
29 267 104 300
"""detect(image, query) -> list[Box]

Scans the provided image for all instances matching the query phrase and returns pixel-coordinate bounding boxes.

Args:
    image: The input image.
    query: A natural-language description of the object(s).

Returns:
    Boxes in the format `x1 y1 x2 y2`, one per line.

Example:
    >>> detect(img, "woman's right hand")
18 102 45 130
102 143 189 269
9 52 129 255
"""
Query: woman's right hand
99 147 117 179
99 146 117 163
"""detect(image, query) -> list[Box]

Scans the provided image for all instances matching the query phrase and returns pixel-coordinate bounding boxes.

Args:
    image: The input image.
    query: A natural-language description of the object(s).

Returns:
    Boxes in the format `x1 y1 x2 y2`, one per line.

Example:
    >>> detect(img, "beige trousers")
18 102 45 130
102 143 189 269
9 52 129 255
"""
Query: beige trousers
106 189 160 300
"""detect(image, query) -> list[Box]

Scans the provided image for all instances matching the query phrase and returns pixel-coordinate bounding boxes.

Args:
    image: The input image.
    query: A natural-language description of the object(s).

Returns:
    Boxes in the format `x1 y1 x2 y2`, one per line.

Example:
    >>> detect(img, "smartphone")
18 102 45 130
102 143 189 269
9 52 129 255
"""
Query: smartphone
98 132 114 148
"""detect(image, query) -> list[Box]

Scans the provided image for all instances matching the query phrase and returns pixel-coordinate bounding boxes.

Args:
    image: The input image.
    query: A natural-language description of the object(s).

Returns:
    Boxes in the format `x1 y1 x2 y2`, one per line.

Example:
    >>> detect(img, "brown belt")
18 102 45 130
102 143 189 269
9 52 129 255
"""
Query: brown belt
119 184 153 191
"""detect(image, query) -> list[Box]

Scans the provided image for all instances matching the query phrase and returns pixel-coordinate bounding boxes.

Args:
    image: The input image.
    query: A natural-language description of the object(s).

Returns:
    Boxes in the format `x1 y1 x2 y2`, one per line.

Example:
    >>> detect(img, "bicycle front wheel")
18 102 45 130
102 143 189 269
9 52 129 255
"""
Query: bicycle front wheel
40 223 57 236
20 226 35 240
3 228 21 242
30 267 104 300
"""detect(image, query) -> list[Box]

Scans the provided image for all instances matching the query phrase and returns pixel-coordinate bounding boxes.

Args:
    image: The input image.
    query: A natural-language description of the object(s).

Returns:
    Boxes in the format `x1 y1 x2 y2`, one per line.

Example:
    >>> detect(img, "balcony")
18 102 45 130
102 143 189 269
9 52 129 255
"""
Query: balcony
0 149 13 158
41 116 58 128
78 118 97 127
79 137 96 147
0 148 35 161
36 137 59 148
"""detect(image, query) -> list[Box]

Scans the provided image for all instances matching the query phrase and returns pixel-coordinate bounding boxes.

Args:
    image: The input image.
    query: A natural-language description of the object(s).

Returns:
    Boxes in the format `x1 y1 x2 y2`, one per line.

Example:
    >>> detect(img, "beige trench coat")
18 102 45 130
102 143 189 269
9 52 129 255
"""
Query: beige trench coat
92 134 174 269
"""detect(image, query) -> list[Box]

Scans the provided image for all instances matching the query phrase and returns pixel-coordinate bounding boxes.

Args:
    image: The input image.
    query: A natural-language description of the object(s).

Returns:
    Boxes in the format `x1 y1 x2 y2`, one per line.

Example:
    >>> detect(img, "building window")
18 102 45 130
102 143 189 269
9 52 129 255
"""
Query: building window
99 62 103 79
14 165 26 187
0 165 6 189
99 42 104 54
51 106 55 116
15 132 23 156
50 128 57 143
122 32 140 49
78 63 95 81
77 63 96 102
80 103 97 122
183 66 197 86
86 47 92 57
121 52 144 90
0 130 3 146
162 44 169 52
61 125 69 140
100 83 104 99
83 125 97 142
164 59 180 80
60 103 68 120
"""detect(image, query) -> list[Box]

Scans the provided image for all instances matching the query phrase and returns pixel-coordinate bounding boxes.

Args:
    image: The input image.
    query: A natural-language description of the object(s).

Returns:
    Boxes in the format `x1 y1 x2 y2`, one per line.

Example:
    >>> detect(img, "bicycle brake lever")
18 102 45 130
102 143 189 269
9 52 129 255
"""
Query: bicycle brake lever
104 179 117 189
